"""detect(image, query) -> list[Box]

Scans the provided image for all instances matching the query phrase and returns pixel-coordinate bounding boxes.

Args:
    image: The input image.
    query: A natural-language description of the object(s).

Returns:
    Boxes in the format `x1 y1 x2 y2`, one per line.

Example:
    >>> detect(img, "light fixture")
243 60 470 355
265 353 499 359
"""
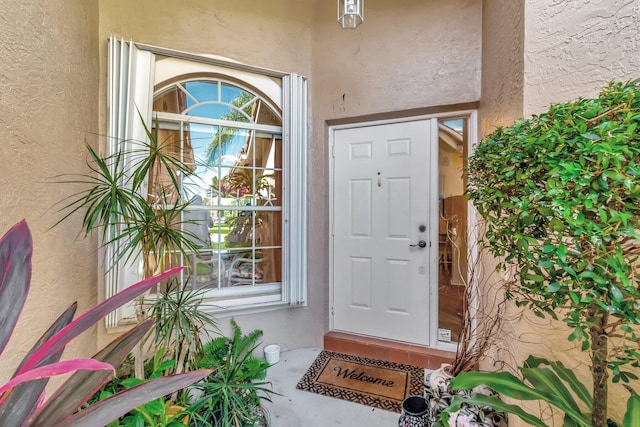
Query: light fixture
338 0 364 29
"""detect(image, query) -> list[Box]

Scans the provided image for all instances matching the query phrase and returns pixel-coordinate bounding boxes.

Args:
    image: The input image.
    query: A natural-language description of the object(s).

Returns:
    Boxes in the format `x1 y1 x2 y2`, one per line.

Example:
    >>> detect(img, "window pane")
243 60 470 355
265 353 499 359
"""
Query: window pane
185 81 219 103
221 83 252 105
187 104 241 121
153 86 185 114
438 118 468 344
253 99 281 127
258 247 282 284
151 75 290 302
255 169 281 207
256 211 282 247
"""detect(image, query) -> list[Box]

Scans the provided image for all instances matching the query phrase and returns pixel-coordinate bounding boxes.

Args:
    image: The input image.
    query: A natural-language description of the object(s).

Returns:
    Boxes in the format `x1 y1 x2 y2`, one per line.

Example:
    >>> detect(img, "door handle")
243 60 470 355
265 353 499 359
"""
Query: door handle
410 240 427 248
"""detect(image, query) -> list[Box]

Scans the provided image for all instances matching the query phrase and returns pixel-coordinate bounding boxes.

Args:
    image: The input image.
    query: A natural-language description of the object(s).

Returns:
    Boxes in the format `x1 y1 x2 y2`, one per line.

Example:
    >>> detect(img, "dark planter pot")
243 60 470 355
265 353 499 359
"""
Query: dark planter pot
398 395 430 427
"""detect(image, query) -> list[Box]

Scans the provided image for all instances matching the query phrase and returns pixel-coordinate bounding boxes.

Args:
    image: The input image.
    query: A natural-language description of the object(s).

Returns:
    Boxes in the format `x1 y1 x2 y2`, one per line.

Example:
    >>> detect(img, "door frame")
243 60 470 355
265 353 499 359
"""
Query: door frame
328 109 478 352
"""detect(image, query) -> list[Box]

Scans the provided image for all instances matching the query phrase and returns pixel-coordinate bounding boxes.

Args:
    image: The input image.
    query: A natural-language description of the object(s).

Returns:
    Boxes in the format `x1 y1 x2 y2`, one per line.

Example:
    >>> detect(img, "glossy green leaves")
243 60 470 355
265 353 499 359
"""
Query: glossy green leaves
467 80 640 370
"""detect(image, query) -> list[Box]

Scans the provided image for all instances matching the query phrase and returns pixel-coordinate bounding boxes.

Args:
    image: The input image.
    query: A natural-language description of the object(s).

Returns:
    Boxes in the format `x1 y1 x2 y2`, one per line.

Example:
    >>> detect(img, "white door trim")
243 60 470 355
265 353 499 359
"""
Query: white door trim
329 110 478 351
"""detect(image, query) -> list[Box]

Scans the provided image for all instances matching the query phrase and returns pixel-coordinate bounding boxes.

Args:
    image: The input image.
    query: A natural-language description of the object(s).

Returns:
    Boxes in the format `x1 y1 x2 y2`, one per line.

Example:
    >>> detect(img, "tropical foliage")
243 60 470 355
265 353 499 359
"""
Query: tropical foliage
0 220 210 427
447 355 640 427
466 80 640 427
189 319 274 427
425 367 506 427
53 115 200 280
142 279 217 376
113 350 190 427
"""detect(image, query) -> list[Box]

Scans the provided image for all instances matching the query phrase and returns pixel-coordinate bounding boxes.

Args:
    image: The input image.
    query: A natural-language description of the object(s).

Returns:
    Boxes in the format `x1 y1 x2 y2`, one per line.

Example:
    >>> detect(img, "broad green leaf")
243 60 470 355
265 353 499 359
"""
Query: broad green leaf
546 362 592 408
557 245 568 262
521 367 586 422
581 133 601 141
450 371 544 401
58 370 213 427
547 282 561 292
526 274 546 283
550 218 565 232
611 285 624 302
144 399 166 416
622 388 640 427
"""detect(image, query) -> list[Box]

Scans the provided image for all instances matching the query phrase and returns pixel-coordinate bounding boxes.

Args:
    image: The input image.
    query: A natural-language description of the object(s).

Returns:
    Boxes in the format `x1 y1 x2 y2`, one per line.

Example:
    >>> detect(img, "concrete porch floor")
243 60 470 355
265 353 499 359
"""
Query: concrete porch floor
262 347 411 426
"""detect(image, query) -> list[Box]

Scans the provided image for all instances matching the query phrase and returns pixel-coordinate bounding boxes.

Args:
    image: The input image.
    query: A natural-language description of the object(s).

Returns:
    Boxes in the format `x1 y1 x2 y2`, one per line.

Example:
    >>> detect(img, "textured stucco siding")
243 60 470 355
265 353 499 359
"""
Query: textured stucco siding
96 0 483 352
479 0 525 136
477 2 640 425
0 0 99 384
313 0 481 121
524 0 640 115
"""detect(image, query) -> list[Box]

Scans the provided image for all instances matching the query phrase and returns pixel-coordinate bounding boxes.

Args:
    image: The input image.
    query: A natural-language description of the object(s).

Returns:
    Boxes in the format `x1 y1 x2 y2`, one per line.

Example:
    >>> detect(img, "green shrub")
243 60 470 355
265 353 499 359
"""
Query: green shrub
467 80 640 427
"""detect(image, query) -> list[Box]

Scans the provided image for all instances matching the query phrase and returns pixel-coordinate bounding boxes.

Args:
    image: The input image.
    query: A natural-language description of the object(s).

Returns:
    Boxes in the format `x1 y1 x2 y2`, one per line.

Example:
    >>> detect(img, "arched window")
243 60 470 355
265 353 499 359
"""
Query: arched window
106 39 307 327
153 77 284 300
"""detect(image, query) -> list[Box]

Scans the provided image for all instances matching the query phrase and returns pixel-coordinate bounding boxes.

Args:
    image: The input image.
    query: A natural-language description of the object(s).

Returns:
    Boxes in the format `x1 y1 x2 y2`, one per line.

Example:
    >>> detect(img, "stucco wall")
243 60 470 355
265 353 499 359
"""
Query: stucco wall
479 0 524 136
524 0 640 116
96 0 483 352
0 0 99 384
477 1 640 424
313 0 482 121
97 0 319 350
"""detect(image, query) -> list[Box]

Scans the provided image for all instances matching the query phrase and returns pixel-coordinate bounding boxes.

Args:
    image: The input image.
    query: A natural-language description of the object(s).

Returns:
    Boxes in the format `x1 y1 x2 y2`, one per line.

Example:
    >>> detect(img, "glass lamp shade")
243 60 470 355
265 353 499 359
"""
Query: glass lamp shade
338 0 364 29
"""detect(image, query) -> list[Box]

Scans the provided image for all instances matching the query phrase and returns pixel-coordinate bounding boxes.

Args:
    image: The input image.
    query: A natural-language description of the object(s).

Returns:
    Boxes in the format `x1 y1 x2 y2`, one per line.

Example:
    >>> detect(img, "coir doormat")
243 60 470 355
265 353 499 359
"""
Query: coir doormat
295 350 424 413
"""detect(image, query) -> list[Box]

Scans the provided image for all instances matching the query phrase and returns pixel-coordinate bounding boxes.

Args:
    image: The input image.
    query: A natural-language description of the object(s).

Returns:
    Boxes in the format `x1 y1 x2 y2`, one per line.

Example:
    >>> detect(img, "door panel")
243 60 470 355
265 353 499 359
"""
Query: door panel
332 120 433 345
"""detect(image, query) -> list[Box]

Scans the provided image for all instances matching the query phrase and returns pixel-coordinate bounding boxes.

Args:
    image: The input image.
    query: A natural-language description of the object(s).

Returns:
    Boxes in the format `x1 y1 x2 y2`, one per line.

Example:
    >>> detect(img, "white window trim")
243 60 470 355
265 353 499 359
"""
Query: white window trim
106 37 307 329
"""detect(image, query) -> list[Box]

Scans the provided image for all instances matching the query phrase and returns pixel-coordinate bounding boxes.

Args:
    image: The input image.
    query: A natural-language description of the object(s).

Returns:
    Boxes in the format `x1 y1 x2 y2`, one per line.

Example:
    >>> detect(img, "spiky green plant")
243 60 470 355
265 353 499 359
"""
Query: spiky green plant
143 279 218 375
189 319 274 427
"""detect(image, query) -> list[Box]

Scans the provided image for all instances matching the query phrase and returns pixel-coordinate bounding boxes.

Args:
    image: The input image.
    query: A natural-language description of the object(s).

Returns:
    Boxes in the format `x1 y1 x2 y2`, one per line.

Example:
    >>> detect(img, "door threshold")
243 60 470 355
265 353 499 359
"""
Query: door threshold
324 331 455 370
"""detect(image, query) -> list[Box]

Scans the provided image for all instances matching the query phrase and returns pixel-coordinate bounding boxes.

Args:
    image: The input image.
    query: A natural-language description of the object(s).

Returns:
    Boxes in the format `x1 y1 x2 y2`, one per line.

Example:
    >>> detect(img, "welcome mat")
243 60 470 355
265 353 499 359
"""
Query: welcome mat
295 350 424 413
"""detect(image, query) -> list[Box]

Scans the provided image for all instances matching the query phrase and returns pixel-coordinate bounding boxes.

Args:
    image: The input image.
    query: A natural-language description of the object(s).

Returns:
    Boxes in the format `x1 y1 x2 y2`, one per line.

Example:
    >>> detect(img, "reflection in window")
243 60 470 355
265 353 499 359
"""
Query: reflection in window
437 118 468 344
152 79 283 296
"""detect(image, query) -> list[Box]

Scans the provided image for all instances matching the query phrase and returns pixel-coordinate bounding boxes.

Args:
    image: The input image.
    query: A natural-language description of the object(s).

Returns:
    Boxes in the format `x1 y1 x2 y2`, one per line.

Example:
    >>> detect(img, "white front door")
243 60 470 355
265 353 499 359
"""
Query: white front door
332 120 435 345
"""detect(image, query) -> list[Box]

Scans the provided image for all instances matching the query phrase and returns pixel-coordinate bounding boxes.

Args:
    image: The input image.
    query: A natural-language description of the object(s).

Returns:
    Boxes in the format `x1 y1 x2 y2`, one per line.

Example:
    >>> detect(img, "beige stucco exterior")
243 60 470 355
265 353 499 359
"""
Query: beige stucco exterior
0 0 99 385
2 0 639 422
94 0 482 351
479 0 640 424
524 0 640 116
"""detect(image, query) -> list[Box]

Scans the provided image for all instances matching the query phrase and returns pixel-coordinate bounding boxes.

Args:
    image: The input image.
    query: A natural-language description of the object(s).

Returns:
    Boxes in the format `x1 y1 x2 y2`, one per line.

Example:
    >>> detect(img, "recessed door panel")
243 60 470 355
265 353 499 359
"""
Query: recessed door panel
333 120 433 345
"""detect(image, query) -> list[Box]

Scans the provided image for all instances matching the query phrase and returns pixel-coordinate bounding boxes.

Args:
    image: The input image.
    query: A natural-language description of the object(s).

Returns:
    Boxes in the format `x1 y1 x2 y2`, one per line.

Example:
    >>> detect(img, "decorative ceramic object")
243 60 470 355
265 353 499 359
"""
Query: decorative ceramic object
424 366 507 427
398 395 430 427
429 363 454 392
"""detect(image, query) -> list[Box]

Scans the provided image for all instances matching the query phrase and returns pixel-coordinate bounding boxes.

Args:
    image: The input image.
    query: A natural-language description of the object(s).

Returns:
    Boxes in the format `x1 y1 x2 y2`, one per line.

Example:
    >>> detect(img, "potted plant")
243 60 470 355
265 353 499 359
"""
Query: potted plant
465 80 640 427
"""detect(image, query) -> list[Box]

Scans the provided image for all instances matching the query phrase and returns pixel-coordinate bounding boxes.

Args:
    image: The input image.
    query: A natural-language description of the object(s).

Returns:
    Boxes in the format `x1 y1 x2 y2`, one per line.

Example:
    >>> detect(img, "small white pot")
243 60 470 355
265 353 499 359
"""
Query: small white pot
264 344 280 364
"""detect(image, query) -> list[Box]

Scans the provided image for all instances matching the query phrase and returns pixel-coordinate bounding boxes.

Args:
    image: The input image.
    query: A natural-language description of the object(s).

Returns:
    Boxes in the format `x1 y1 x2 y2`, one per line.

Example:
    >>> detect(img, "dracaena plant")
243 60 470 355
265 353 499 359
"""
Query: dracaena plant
0 220 211 427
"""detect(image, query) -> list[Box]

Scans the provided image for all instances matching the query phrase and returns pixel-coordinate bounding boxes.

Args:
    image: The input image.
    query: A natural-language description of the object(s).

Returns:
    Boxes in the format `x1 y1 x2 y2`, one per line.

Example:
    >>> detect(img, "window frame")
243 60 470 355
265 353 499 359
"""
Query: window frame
106 38 307 328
